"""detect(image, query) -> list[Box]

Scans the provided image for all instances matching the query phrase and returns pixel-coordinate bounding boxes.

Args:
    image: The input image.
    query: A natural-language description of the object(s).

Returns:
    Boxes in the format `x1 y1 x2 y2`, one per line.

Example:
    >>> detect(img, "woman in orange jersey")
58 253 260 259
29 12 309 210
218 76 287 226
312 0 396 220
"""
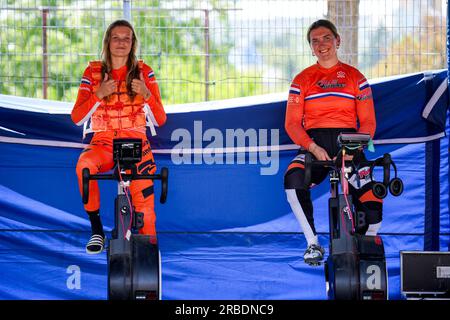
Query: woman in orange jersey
71 20 167 254
284 19 381 266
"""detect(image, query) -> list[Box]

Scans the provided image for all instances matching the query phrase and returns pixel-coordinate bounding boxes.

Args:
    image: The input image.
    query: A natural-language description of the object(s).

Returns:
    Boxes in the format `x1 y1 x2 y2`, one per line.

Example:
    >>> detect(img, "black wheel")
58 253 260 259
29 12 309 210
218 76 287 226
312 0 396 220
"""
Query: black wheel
372 182 387 199
108 253 132 300
332 253 359 300
325 256 335 300
389 178 403 196
131 236 160 300
324 260 330 298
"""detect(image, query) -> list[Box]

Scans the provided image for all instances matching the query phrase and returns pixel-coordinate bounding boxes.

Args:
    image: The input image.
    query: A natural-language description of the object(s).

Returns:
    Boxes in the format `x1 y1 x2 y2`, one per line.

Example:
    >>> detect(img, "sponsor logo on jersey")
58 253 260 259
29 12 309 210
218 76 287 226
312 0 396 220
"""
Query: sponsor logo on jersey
356 93 373 101
317 79 346 89
358 168 371 179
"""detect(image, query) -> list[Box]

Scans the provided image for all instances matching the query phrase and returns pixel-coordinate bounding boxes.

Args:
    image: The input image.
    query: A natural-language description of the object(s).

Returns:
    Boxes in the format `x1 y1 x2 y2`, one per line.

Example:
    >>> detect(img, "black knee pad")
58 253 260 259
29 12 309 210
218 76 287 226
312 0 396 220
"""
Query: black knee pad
284 168 307 189
361 202 383 225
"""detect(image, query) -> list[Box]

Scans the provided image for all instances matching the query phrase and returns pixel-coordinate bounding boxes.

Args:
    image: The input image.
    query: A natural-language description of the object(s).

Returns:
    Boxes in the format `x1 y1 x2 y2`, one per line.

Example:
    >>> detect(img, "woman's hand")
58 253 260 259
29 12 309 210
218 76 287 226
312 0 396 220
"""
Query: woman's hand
132 73 151 100
95 73 116 100
308 142 331 161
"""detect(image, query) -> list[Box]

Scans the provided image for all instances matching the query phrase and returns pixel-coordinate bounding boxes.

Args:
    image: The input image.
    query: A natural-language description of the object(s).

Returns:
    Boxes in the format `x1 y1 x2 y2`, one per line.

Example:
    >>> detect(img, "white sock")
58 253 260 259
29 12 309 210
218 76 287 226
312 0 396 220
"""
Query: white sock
365 222 382 236
286 189 319 246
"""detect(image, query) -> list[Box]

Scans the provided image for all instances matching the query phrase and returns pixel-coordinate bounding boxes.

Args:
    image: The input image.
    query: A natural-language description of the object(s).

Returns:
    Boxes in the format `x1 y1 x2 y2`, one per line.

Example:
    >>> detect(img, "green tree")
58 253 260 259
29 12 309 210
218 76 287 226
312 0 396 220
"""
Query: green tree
0 0 262 104
366 15 446 77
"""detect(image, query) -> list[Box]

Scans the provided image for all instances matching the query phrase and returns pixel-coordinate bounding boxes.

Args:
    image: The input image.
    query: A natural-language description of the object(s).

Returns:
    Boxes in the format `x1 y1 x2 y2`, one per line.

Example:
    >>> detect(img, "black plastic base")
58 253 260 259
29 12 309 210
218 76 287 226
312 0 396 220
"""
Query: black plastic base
108 235 160 300
326 234 387 300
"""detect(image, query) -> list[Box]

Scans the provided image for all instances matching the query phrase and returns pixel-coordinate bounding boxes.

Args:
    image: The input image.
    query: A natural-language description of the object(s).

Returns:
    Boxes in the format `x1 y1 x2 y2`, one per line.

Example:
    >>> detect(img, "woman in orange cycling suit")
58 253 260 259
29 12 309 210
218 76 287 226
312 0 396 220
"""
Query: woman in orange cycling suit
71 20 167 254
284 19 381 266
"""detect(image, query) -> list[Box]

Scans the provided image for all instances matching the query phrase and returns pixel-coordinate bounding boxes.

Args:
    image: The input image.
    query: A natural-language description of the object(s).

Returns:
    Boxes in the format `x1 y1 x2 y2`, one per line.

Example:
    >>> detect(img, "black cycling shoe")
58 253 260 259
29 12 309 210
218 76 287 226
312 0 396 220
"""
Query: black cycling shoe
86 234 106 254
304 244 325 266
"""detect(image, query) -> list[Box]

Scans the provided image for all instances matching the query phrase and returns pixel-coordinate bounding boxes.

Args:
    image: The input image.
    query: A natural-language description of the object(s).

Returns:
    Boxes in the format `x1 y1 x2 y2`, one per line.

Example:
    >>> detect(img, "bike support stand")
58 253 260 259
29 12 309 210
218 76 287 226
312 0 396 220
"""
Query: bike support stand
108 180 161 300
82 138 168 300
304 133 401 300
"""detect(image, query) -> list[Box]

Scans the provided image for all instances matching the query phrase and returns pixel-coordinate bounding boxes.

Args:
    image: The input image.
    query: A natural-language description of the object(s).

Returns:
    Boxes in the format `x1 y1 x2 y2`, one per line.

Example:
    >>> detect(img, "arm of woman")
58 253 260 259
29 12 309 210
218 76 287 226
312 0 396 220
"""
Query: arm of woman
71 67 102 126
139 65 167 127
355 72 376 138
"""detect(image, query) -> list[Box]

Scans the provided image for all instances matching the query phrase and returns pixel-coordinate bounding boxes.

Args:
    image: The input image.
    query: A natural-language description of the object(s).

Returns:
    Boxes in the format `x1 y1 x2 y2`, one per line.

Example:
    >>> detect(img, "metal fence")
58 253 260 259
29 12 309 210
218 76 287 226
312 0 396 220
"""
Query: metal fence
0 0 447 104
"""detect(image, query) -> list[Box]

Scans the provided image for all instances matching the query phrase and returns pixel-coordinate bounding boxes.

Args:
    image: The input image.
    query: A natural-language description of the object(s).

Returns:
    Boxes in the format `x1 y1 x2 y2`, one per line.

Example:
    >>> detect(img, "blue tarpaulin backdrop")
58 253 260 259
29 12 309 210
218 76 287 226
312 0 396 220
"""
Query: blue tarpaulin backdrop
0 70 449 300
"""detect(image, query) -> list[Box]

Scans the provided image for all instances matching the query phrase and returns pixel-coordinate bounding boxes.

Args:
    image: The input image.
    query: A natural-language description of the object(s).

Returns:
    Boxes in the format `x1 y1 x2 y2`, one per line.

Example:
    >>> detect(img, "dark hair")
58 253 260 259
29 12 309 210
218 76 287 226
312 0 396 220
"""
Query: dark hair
306 19 339 44
101 19 140 99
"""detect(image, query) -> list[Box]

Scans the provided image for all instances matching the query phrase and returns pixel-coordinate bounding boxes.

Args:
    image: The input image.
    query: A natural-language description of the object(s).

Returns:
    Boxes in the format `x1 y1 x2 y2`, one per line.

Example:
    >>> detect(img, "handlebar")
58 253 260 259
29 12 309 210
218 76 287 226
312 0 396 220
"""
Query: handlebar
303 152 400 198
304 153 387 184
82 167 169 205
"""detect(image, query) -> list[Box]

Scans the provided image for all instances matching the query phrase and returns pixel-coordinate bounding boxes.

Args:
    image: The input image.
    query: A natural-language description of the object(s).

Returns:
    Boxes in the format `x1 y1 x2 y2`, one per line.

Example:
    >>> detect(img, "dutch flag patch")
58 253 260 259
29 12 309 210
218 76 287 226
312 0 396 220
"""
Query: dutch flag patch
289 84 301 95
358 78 369 91
81 77 91 85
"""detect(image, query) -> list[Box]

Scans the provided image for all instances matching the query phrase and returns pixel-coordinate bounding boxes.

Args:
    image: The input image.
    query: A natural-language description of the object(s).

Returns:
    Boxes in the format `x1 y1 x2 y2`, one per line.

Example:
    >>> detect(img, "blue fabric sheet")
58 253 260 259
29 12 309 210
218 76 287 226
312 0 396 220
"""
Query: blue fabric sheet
0 70 448 300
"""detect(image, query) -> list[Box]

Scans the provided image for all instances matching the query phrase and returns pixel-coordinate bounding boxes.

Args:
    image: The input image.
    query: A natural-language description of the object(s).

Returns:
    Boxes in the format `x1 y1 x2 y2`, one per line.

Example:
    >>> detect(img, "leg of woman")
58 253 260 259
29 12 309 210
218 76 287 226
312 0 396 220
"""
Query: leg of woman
76 140 115 253
347 164 383 236
284 152 328 264
129 139 157 243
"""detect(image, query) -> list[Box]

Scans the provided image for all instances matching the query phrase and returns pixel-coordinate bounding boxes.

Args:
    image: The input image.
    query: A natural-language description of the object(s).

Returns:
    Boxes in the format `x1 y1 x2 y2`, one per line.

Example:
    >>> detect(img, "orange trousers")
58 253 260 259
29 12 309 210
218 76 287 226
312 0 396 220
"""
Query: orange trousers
76 130 157 236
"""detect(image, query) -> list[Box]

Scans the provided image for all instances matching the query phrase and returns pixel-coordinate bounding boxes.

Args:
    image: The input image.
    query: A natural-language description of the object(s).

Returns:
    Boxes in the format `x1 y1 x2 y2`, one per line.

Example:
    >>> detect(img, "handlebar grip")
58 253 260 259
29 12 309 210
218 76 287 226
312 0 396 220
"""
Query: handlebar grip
159 167 169 204
82 168 90 204
304 153 313 188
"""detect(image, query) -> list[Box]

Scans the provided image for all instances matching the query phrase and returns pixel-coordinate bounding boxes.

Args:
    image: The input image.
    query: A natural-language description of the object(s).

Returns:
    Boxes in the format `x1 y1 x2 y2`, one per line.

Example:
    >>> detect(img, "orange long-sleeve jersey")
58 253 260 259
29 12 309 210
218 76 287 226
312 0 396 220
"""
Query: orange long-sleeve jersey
71 62 166 134
285 61 376 150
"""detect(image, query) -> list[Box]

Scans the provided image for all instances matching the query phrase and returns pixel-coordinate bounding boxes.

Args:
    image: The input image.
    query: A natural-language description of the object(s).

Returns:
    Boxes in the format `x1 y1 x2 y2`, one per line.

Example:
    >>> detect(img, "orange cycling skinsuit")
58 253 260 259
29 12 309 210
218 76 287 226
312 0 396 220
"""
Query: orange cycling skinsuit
284 61 382 244
285 62 375 148
72 60 166 237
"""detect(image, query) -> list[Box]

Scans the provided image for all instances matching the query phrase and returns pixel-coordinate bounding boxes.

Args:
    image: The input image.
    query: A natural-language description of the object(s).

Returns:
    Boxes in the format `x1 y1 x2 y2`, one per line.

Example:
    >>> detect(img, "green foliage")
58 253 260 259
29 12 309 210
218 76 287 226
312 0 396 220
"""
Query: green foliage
362 16 446 78
0 0 262 104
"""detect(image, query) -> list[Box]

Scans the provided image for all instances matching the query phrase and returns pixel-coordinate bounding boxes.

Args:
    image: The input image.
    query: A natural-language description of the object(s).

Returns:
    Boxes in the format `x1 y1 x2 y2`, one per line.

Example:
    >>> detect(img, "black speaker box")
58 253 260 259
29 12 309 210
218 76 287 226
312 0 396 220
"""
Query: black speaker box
400 251 450 299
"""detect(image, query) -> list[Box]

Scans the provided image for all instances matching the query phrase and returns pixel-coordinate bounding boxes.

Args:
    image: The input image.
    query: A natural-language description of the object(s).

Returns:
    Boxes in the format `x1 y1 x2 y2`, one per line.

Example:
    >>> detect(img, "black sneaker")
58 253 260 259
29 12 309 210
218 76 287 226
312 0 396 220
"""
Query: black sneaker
304 244 325 266
86 234 106 254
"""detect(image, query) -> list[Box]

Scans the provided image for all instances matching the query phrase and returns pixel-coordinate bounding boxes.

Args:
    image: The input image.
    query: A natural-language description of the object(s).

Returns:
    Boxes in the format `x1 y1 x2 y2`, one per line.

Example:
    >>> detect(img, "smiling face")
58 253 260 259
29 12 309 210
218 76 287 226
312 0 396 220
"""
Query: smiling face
109 26 133 59
309 26 340 67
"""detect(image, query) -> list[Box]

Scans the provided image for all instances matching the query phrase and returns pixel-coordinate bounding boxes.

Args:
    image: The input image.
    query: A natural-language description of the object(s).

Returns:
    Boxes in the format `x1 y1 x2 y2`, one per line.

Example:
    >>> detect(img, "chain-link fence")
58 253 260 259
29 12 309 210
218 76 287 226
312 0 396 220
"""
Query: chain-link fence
0 0 447 104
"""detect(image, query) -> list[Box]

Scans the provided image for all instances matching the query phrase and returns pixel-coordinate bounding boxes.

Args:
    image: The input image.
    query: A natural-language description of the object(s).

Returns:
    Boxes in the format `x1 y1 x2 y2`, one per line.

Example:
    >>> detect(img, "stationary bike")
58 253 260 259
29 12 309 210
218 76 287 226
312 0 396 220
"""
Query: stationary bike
81 138 168 300
303 133 403 300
